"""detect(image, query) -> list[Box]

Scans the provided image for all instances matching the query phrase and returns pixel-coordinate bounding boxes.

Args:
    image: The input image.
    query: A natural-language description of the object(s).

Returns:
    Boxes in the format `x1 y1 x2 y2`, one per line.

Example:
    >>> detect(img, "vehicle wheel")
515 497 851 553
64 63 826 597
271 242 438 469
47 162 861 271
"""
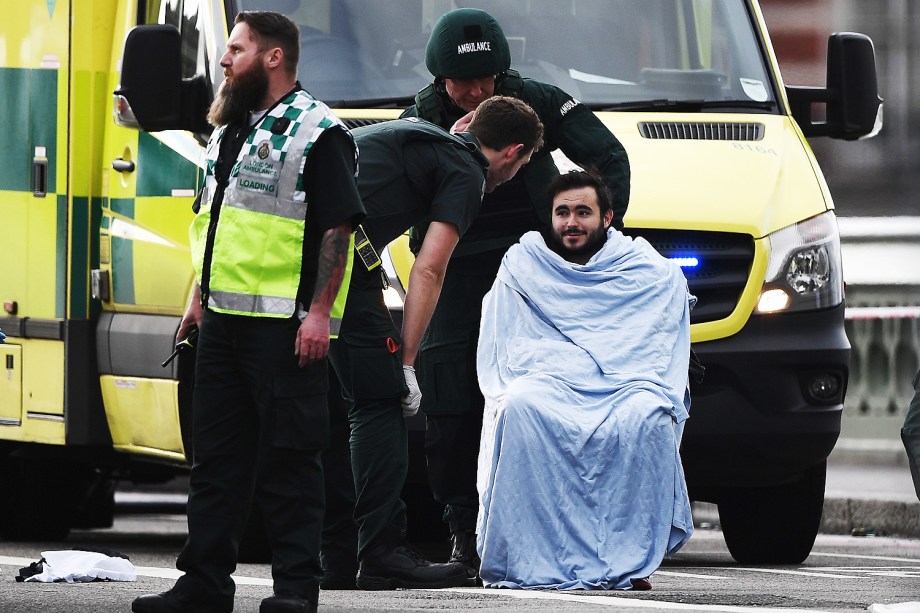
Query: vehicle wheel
71 473 116 530
0 457 74 541
717 460 826 564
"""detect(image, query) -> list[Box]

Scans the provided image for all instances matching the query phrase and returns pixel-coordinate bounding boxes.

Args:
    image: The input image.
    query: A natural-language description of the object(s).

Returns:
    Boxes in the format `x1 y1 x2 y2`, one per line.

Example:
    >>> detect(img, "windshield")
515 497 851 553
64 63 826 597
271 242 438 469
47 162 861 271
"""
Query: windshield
232 0 777 109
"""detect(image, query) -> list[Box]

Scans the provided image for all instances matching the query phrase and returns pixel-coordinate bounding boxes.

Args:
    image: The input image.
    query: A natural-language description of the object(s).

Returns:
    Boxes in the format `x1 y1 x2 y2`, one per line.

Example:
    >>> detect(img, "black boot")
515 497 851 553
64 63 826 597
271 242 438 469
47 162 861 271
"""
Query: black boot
259 591 317 612
449 530 481 583
132 589 233 613
320 548 358 590
356 541 469 590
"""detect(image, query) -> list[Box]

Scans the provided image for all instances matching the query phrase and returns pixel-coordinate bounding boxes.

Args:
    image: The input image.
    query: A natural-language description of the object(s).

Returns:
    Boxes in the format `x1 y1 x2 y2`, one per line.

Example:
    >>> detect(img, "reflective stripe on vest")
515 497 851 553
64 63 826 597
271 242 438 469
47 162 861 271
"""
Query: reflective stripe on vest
206 232 354 338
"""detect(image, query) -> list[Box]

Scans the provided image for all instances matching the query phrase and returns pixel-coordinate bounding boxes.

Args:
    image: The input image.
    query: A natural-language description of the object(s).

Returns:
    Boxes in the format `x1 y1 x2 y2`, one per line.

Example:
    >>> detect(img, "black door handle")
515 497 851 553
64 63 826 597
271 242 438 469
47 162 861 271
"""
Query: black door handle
112 158 136 173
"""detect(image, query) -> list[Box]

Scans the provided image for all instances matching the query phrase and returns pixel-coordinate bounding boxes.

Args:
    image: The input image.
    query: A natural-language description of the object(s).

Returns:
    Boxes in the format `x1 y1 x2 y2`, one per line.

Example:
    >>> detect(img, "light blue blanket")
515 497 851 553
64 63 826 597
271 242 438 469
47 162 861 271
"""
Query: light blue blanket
476 229 694 590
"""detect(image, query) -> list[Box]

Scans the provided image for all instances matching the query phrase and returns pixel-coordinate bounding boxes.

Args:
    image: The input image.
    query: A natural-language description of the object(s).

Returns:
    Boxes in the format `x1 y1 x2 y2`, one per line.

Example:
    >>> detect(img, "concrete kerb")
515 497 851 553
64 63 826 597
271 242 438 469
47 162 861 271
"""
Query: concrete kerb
821 497 920 539
690 439 920 540
691 497 920 541
822 441 920 539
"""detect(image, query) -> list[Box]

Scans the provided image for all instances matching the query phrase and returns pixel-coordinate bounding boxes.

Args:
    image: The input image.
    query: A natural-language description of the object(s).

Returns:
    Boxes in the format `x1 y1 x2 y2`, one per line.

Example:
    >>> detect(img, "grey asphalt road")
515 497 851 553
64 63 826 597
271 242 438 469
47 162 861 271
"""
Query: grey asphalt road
1 512 919 612
1 447 917 612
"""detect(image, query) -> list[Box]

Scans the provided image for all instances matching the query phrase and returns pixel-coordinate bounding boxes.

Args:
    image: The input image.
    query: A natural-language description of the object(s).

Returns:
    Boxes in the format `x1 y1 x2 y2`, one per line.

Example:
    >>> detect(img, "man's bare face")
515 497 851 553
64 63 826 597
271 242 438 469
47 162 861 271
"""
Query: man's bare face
207 22 269 126
485 147 532 193
444 76 496 112
548 185 612 264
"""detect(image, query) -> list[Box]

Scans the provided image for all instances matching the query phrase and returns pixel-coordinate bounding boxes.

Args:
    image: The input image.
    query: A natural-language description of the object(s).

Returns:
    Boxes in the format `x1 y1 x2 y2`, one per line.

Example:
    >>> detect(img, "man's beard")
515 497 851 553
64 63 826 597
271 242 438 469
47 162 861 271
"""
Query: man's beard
207 61 269 127
545 225 608 263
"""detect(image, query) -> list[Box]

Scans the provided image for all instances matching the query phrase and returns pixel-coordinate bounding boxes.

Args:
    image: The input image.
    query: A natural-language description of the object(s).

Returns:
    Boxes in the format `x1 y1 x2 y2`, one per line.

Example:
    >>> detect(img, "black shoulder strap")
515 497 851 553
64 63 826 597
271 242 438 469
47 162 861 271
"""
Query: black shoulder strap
496 69 524 98
414 83 447 127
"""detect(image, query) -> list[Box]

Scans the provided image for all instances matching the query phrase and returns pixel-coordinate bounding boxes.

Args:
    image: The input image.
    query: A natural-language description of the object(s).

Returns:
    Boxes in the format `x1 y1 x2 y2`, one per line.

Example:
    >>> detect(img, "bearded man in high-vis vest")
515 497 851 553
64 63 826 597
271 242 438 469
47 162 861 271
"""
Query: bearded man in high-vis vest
132 11 364 613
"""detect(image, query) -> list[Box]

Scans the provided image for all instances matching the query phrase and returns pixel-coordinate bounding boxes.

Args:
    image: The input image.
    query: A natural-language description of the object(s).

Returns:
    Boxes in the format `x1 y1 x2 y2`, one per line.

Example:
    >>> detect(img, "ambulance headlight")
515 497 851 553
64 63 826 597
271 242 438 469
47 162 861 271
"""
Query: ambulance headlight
756 211 843 314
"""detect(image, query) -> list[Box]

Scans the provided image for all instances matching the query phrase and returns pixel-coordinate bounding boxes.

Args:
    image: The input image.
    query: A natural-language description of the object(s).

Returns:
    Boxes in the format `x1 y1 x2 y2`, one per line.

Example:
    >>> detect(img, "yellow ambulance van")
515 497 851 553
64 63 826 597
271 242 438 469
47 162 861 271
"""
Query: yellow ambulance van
1 0 881 563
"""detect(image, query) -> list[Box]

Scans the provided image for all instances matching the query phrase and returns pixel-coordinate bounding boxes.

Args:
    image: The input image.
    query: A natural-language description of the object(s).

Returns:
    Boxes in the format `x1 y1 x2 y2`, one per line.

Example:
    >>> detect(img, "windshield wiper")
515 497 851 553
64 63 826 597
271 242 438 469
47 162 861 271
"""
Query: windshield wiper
591 99 776 112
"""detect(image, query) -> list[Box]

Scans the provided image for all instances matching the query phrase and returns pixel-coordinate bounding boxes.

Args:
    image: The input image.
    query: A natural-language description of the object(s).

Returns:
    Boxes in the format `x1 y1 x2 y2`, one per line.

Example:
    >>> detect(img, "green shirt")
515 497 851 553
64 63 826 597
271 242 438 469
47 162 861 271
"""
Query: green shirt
353 118 489 248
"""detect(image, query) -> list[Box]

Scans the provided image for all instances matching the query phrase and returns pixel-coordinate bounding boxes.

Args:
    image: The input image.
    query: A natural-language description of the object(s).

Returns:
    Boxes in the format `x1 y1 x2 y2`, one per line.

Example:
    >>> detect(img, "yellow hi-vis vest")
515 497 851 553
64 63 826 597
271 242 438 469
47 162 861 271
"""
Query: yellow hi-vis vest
190 89 355 337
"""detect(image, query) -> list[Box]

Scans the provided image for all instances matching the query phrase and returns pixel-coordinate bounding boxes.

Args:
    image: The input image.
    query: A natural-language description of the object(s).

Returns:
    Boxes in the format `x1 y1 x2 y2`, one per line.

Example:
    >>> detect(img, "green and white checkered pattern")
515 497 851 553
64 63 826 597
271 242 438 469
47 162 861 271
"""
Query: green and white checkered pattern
191 89 356 320
225 91 351 202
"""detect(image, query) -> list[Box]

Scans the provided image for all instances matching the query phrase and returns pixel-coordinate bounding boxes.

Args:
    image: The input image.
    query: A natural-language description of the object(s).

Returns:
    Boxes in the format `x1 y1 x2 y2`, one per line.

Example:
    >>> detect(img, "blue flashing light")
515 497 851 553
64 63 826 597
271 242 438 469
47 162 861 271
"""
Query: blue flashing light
670 256 700 268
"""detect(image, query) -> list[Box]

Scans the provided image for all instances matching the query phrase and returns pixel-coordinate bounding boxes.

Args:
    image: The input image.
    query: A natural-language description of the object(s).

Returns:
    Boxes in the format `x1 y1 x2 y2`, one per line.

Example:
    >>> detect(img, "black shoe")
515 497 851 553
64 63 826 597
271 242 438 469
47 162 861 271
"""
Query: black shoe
356 542 470 590
132 589 232 613
259 591 317 613
630 577 652 591
320 572 357 590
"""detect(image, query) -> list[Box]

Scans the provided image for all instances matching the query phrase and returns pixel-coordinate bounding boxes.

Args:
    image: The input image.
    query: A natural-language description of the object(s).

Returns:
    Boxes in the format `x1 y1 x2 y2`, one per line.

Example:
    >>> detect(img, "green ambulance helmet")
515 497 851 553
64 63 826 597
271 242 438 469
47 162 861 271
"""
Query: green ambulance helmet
425 8 512 80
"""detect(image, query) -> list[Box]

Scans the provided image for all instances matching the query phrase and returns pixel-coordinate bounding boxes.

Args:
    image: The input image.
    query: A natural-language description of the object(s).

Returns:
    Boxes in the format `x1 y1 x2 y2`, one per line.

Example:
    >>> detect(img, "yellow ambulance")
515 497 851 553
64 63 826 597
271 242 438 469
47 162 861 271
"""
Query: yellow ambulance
1 0 881 563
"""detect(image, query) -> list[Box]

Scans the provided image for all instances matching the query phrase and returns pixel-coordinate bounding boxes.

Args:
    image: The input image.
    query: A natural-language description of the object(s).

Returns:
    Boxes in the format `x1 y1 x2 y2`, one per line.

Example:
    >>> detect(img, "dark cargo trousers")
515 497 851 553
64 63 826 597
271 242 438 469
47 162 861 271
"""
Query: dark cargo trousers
326 263 409 558
418 250 504 534
319 372 358 578
174 309 328 605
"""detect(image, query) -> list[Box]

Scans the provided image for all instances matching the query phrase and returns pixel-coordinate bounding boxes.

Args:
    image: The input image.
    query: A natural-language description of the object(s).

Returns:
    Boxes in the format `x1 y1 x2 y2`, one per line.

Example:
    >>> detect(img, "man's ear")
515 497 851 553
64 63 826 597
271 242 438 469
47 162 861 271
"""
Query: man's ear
264 47 283 70
504 143 525 161
603 209 614 229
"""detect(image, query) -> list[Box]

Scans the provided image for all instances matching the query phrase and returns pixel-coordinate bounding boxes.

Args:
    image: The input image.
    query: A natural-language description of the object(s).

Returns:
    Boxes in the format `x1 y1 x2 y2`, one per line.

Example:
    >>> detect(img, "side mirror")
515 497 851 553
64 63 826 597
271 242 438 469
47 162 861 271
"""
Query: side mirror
113 25 212 134
787 32 883 140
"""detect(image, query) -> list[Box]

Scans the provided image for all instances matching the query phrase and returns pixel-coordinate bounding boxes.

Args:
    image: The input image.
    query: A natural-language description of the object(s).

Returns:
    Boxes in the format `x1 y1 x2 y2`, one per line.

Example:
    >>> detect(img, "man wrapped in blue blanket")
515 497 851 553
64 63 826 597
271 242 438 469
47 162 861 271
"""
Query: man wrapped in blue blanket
476 170 694 590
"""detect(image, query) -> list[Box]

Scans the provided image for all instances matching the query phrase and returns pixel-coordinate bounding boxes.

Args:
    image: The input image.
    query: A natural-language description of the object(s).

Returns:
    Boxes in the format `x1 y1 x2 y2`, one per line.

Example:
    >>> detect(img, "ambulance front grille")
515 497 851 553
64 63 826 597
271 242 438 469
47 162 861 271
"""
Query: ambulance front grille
639 121 764 141
623 228 755 324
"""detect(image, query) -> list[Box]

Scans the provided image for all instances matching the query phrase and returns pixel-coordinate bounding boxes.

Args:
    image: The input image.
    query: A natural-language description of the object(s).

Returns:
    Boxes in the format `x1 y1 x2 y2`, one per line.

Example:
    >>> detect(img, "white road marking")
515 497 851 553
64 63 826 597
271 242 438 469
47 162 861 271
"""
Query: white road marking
441 587 839 612
125 567 274 586
655 570 730 579
809 567 920 578
720 567 867 579
810 551 920 563
667 565 866 579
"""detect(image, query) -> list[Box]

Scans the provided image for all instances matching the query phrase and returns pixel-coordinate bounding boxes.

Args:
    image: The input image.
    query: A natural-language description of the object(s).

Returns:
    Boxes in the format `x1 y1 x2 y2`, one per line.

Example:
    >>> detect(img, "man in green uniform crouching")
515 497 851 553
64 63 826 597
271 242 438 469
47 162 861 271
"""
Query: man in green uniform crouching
322 96 544 590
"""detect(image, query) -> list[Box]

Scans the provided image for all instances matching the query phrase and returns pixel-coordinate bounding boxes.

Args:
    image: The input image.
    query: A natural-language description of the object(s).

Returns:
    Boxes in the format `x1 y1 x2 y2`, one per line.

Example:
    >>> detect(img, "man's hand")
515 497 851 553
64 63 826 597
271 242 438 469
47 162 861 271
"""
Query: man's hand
177 314 199 345
295 313 330 367
178 284 204 343
450 110 475 134
402 365 422 417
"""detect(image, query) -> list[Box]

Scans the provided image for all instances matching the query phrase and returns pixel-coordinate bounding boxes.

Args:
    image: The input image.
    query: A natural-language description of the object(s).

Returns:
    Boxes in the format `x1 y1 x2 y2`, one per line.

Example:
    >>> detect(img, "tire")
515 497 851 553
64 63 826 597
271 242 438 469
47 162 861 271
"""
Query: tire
0 457 75 541
717 460 826 564
71 471 116 530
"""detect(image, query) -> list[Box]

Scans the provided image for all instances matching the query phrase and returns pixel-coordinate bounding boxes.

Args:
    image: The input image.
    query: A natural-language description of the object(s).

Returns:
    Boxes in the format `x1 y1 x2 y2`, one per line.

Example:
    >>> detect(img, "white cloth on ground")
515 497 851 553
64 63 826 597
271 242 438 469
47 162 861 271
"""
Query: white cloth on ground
24 550 137 583
476 228 694 590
